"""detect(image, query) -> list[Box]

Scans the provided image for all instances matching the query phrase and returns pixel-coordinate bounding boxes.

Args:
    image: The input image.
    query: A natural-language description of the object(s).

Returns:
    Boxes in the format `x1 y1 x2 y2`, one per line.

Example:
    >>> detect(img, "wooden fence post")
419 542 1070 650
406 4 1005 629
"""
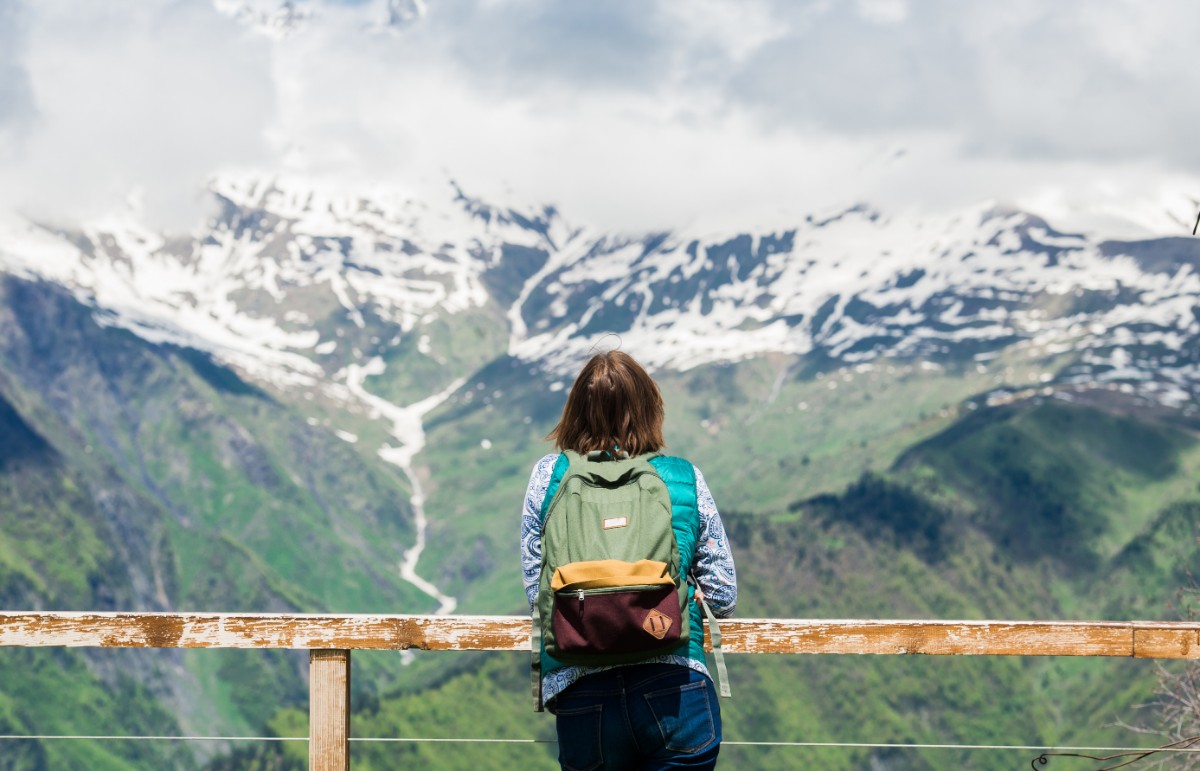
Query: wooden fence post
309 649 350 771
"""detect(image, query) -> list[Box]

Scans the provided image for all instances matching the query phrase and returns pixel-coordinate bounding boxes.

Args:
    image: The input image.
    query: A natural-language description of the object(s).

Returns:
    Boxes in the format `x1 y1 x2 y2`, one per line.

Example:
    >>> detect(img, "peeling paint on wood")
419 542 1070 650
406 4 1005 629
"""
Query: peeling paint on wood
0 613 530 651
1 613 1199 658
710 620 1135 657
1133 625 1200 659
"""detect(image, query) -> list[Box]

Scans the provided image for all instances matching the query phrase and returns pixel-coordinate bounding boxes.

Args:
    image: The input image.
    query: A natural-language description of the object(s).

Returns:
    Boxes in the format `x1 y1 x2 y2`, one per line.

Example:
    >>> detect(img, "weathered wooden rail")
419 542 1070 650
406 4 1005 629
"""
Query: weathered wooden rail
2 612 1198 769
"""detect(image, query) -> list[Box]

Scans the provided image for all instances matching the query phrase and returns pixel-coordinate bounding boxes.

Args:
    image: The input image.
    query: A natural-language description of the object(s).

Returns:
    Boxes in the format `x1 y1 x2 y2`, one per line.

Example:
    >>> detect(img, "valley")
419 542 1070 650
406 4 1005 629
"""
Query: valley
0 178 1198 769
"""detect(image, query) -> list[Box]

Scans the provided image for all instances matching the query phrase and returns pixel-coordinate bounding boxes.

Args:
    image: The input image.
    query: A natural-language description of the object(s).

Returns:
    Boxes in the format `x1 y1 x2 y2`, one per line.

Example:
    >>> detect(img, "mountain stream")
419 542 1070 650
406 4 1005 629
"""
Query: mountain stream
342 359 462 616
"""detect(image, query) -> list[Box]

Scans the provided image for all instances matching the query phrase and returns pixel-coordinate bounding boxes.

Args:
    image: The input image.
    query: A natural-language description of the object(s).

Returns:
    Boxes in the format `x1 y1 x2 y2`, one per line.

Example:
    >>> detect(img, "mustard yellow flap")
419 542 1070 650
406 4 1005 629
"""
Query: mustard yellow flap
551 559 672 591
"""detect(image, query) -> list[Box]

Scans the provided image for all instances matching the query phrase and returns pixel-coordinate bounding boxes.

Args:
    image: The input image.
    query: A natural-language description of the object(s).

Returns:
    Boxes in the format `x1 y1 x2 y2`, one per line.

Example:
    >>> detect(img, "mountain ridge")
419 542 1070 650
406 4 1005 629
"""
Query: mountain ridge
3 176 1199 398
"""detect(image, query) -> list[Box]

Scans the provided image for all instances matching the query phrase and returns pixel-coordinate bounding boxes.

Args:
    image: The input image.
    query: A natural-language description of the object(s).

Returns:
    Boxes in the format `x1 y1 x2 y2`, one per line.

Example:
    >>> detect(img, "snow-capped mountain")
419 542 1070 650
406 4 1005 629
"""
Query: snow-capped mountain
0 174 565 390
2 173 1199 410
512 204 1200 408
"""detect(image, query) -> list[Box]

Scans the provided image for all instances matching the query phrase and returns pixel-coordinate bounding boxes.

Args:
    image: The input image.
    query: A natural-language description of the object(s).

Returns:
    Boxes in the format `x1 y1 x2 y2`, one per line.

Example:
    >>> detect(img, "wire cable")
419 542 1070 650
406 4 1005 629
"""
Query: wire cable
720 742 1200 753
0 735 304 742
7 734 1200 754
349 738 555 744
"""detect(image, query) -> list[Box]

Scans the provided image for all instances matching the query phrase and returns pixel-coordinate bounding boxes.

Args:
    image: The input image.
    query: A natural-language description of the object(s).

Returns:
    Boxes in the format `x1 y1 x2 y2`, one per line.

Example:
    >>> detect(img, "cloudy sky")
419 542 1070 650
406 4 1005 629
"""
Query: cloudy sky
0 0 1197 233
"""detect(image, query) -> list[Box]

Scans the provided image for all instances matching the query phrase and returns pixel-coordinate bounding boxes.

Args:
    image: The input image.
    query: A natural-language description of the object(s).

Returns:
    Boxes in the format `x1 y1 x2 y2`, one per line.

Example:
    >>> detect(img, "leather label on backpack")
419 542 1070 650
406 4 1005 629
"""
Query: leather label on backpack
642 609 673 640
602 516 629 530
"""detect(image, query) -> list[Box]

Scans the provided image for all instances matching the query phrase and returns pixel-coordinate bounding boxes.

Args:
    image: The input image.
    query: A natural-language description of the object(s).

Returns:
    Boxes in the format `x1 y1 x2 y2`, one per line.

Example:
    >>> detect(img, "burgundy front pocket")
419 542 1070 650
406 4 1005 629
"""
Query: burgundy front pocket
552 584 682 657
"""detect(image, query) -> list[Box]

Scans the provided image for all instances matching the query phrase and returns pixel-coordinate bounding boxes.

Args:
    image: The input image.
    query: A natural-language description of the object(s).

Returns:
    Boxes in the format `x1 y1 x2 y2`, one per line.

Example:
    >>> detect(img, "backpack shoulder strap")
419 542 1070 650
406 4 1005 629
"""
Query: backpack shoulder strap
697 592 732 699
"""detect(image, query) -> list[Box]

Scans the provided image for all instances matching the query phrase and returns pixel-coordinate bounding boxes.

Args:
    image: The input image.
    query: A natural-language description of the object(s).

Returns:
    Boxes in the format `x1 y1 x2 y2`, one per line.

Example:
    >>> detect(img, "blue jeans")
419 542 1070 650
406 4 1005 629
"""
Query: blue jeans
554 663 722 771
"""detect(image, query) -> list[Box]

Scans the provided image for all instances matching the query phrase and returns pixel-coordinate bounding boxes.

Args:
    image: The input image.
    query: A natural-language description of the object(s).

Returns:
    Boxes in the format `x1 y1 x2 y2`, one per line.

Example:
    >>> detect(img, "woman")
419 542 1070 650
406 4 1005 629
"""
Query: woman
520 350 737 770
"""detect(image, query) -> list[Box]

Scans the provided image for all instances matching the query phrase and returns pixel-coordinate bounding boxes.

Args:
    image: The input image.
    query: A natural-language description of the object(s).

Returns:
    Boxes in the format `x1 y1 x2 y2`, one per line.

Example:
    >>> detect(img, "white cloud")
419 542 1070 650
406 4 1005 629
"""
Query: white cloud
0 0 274 228
661 0 790 63
0 1 34 163
855 0 907 25
0 0 1197 234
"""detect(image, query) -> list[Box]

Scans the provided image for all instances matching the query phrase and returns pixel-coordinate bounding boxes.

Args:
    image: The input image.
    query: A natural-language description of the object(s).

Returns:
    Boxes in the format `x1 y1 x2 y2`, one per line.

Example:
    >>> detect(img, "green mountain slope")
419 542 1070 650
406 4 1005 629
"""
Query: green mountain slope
0 278 435 769
0 391 197 771
3 272 1198 770
332 386 1199 771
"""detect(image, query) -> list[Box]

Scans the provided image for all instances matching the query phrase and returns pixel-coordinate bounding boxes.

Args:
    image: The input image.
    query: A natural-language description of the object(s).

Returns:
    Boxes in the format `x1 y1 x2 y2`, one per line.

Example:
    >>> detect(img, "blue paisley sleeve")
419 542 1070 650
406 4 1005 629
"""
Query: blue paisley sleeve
521 454 559 611
692 465 737 617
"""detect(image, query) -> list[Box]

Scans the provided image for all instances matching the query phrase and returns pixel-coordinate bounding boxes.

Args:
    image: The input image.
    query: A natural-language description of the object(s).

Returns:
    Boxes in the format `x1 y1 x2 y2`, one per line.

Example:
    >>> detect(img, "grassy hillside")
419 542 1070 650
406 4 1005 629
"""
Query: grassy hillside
0 278 438 768
409 351 1069 613
331 387 1199 771
3 273 1198 770
0 389 197 771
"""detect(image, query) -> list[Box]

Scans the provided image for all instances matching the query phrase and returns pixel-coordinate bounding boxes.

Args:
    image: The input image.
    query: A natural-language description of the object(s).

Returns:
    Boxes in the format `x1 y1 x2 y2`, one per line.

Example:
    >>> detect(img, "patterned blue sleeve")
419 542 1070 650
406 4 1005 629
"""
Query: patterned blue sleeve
521 454 559 611
692 465 737 617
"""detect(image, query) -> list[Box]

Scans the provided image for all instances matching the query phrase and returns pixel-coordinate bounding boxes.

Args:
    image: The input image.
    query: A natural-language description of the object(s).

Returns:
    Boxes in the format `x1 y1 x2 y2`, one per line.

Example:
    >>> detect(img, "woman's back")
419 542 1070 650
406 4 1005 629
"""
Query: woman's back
520 351 736 770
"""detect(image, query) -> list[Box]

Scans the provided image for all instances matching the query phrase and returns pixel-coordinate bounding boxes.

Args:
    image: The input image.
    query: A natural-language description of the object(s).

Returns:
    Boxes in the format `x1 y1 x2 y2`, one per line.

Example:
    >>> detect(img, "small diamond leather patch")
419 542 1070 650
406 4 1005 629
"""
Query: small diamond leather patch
602 516 628 530
643 609 672 640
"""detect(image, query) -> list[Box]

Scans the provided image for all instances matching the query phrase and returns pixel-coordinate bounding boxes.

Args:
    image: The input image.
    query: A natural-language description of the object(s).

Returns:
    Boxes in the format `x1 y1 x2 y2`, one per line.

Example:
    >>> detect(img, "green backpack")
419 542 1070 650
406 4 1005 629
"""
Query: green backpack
534 450 690 669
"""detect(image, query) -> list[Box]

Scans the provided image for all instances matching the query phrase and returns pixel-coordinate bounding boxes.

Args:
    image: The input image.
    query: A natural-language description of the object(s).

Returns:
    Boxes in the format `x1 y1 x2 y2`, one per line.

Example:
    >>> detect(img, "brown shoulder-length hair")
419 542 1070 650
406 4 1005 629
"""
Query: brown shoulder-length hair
547 351 665 456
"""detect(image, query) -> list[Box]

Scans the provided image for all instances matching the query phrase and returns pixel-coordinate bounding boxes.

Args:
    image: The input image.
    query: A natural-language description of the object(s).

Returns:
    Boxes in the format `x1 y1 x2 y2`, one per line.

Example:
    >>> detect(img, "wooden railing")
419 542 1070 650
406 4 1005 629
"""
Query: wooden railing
2 612 1198 769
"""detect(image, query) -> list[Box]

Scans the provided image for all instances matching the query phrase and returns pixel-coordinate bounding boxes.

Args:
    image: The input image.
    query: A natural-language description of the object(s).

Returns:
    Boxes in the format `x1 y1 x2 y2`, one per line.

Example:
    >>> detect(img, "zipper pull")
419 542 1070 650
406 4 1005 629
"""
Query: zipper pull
577 590 585 612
